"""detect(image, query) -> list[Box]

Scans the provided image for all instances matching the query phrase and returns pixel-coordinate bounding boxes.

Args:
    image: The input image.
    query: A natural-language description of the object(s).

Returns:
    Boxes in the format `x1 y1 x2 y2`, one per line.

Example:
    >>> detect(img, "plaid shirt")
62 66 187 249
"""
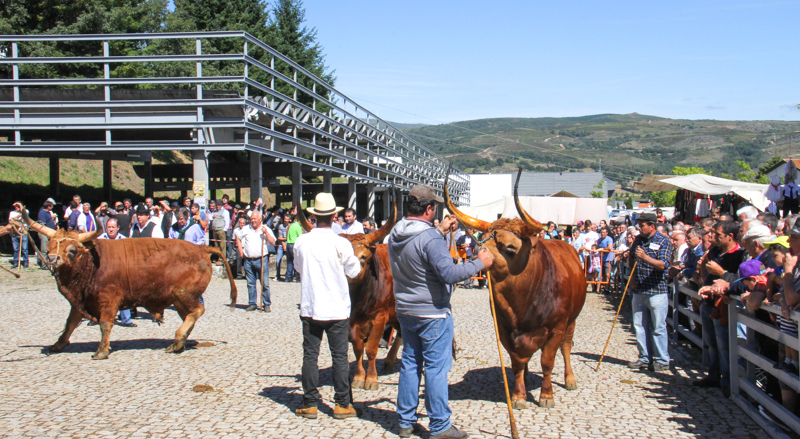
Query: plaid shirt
629 232 673 295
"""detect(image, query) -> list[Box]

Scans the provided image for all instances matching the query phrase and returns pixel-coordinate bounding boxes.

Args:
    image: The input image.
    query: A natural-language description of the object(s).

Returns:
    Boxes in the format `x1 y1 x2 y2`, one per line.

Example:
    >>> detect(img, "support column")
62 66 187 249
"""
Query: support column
367 182 375 218
292 162 302 207
323 170 332 193
249 151 262 202
382 188 390 222
49 156 60 197
103 160 113 201
144 160 154 199
397 190 405 217
192 150 209 204
348 177 356 209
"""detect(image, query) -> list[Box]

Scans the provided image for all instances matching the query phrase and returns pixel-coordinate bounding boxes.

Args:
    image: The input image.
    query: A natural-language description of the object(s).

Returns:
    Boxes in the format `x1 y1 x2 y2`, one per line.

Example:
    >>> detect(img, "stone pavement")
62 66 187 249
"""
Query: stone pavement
0 270 769 438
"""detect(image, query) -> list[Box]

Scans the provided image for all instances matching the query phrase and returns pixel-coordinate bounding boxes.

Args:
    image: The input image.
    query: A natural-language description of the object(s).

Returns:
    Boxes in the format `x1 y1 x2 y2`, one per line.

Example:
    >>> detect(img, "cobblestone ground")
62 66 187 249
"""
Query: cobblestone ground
0 269 769 438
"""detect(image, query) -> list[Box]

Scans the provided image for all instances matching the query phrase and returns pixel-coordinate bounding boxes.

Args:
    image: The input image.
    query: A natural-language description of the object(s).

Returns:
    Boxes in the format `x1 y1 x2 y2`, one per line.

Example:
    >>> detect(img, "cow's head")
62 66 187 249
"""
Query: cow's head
21 207 100 270
445 169 543 272
297 191 398 286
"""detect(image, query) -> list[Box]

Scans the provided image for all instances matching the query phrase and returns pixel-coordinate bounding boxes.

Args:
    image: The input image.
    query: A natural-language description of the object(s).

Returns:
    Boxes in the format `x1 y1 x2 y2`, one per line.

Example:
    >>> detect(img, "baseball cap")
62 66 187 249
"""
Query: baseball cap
45 198 56 205
738 260 764 279
408 184 443 204
765 235 790 249
741 224 772 241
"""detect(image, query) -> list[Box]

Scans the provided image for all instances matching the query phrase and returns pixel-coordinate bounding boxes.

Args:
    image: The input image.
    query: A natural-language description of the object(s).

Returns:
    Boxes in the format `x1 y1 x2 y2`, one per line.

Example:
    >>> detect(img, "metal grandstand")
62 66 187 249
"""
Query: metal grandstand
0 31 469 212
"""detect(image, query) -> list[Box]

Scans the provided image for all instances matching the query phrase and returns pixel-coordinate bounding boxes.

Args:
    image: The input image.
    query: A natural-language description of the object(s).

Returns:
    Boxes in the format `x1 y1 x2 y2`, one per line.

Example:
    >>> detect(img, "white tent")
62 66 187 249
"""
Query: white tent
449 196 609 226
633 174 769 211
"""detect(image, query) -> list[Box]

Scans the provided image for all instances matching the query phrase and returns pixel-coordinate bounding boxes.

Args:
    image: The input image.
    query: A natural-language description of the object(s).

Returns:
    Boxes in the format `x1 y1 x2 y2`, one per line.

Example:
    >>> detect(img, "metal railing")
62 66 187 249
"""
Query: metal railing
670 279 800 438
0 32 469 203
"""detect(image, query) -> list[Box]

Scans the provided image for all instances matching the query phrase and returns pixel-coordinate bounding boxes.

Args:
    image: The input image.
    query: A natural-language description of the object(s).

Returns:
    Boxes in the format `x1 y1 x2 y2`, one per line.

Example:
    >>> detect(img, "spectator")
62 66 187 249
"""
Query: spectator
97 218 136 328
363 217 376 234
545 221 557 239
67 201 81 231
285 214 302 282
235 210 276 312
670 231 688 266
36 198 57 269
190 203 208 229
182 197 192 208
9 202 29 269
678 228 705 285
275 214 290 281
76 203 98 233
209 200 229 266
694 221 746 395
387 184 492 438
444 217 464 256
626 212 673 373
655 209 667 224
168 208 205 245
758 212 779 234
737 205 759 221
293 193 362 421
341 208 364 235
94 202 113 233
741 224 776 269
144 197 155 214
598 226 614 291
130 203 164 238
232 216 248 279
63 194 81 221
158 200 177 238
112 202 131 237
331 211 344 234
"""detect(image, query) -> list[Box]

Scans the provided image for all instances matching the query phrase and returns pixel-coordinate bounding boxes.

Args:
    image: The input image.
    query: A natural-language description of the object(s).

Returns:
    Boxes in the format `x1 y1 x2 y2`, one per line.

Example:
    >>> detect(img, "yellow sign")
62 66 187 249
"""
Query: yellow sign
192 181 206 199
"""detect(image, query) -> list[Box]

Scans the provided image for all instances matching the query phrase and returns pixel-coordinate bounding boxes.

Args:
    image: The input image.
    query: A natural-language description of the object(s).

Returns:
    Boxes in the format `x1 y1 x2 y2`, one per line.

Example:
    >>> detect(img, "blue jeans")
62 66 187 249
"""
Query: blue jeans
119 309 132 325
285 243 295 281
397 313 454 435
275 244 285 279
700 301 720 381
243 257 270 307
632 293 670 365
12 234 28 267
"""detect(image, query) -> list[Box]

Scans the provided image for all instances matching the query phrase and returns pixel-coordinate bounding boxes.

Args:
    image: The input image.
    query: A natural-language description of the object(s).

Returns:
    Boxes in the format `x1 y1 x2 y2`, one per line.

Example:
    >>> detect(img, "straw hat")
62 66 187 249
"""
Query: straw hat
307 193 343 216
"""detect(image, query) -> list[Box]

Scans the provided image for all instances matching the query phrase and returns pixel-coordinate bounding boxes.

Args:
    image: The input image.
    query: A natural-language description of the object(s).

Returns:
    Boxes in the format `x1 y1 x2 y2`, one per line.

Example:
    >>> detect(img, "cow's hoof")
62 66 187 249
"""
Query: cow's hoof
48 344 66 354
91 351 109 360
565 380 578 391
352 380 365 389
511 399 527 410
538 397 555 408
165 344 185 354
363 381 379 391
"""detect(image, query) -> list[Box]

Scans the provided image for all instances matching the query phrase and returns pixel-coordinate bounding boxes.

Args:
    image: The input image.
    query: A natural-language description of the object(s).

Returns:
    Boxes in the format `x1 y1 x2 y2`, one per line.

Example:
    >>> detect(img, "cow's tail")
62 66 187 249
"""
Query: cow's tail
204 246 238 308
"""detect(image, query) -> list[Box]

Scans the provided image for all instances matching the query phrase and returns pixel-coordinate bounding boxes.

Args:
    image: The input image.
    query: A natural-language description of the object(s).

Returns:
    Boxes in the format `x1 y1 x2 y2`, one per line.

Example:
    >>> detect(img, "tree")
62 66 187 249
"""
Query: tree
590 179 605 198
758 155 784 175
625 196 633 210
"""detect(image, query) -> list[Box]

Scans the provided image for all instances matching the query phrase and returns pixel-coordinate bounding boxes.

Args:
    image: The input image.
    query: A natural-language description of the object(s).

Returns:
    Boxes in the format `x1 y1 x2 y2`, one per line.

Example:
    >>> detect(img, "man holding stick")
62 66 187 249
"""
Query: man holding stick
625 212 673 372
235 210 275 312
388 184 493 439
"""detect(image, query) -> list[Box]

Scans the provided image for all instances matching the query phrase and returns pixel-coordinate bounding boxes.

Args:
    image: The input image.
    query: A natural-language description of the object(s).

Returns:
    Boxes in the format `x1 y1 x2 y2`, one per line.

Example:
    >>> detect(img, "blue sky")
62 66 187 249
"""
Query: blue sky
303 1 799 124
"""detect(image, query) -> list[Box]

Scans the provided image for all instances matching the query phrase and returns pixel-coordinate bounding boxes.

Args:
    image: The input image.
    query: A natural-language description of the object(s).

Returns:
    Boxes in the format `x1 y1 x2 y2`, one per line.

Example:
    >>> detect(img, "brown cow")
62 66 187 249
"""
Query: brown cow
298 201 401 390
445 170 586 409
22 209 237 360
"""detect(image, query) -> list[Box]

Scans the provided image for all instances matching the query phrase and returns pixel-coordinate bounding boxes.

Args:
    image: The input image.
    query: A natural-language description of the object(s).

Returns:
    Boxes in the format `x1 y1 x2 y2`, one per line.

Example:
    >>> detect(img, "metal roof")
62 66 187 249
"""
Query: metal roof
513 171 616 198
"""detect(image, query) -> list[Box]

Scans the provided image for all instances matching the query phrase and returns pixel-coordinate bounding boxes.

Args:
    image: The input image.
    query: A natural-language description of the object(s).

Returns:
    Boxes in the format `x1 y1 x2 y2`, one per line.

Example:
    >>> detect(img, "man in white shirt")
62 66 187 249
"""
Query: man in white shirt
129 203 164 239
9 202 29 269
293 192 361 421
63 194 81 220
76 203 98 233
341 208 365 235
235 210 276 312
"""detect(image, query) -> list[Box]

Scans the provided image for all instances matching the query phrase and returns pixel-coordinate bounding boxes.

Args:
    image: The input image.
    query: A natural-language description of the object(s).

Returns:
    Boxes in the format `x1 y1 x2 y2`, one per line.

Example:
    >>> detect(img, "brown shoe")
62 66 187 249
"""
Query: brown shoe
295 406 318 419
332 404 360 419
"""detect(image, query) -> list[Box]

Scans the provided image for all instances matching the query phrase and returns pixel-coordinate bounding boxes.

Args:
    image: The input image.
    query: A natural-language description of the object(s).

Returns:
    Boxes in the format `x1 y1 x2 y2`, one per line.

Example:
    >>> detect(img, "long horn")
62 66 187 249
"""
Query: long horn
21 205 57 239
513 168 543 234
366 186 398 246
77 228 101 243
444 167 491 233
296 204 314 232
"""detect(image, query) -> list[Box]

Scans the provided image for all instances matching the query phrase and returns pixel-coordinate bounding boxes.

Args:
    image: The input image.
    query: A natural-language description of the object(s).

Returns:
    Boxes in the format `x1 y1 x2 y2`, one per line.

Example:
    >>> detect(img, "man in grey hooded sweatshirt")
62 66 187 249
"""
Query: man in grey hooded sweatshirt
388 184 493 439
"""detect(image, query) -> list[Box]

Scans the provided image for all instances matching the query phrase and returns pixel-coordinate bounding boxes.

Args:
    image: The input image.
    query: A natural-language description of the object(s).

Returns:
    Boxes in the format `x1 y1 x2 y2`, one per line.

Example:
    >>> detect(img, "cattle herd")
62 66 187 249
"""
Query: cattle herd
11 171 586 410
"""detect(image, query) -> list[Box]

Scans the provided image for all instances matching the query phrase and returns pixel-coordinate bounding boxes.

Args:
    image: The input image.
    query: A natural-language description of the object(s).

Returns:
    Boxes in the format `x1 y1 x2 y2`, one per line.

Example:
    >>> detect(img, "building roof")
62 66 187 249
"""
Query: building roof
763 158 800 175
513 172 615 198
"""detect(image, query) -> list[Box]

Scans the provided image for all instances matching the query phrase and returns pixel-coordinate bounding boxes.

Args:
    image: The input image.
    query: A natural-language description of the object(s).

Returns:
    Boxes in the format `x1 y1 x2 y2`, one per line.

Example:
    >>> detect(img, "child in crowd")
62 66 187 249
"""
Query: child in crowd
589 243 602 282
765 237 799 375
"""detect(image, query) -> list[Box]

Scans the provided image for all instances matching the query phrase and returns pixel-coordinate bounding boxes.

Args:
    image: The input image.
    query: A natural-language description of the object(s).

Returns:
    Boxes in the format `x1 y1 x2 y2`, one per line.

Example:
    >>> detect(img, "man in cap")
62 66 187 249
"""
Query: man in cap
130 203 164 238
209 199 229 265
293 193 361 420
388 184 493 439
625 212 673 373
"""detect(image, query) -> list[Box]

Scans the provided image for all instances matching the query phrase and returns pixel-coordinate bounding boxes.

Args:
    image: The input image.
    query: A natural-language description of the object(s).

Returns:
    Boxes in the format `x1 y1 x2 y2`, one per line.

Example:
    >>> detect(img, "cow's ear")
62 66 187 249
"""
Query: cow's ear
521 226 538 239
81 239 97 252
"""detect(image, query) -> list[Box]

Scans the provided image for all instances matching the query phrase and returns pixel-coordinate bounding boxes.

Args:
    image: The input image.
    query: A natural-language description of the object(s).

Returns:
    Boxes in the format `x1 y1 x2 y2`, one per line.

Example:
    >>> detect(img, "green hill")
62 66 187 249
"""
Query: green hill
404 113 800 186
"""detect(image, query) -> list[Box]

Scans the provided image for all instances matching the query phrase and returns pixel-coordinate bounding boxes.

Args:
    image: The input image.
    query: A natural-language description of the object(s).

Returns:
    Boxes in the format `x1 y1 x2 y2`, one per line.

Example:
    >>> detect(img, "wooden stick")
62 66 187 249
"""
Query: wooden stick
486 272 520 439
596 260 638 372
259 234 265 311
0 263 21 278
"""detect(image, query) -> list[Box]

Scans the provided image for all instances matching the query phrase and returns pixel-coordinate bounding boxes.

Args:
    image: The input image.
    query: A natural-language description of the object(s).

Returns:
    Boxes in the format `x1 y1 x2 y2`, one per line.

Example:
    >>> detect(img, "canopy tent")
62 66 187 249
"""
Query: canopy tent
633 174 769 211
448 196 609 226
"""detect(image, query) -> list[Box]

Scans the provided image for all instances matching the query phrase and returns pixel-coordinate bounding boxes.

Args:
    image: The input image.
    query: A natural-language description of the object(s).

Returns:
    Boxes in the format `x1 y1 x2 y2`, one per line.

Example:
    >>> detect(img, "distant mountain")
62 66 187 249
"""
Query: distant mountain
402 113 800 187
386 121 430 130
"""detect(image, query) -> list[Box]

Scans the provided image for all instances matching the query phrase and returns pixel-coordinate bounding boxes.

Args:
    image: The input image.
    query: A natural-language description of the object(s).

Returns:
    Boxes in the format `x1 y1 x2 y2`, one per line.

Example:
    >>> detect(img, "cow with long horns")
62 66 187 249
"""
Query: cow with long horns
298 196 402 390
445 170 587 409
21 208 237 360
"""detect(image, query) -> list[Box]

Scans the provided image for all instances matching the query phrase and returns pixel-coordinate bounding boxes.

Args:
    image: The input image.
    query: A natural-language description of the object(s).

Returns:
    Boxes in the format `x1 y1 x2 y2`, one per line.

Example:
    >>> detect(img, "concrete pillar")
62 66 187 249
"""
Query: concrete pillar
323 170 332 193
397 190 405 217
348 177 356 209
382 188 390 223
144 160 154 199
103 160 113 201
192 150 209 203
49 156 60 197
292 162 302 207
367 182 375 218
249 151 262 201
